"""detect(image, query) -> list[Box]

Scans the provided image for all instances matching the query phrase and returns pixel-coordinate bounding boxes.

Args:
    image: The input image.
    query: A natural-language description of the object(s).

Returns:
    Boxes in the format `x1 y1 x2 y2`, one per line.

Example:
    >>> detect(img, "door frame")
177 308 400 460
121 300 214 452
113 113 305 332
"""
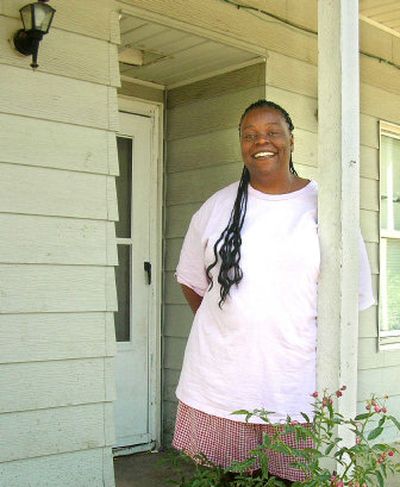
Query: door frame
115 96 163 454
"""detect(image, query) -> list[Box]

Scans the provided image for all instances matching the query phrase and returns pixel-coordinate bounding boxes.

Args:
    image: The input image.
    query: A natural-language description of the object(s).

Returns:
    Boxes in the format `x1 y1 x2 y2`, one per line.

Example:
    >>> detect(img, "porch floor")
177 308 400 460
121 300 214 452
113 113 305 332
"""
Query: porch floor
113 450 400 487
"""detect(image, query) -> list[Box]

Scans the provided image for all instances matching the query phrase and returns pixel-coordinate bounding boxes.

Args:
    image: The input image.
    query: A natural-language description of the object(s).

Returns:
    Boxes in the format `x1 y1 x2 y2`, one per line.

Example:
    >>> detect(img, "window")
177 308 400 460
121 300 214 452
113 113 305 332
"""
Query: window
379 121 400 346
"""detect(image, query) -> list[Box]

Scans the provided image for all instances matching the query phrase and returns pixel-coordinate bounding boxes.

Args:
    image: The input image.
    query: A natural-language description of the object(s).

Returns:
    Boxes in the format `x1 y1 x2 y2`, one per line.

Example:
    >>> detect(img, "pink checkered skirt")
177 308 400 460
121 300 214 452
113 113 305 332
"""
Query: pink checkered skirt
173 401 312 482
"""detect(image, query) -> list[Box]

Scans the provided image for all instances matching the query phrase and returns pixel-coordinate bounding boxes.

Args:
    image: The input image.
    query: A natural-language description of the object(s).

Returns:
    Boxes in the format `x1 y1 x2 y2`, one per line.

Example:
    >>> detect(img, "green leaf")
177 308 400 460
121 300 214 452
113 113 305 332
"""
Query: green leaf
368 426 384 440
301 412 311 423
231 409 251 416
355 413 371 420
388 415 400 431
375 470 384 487
325 443 336 455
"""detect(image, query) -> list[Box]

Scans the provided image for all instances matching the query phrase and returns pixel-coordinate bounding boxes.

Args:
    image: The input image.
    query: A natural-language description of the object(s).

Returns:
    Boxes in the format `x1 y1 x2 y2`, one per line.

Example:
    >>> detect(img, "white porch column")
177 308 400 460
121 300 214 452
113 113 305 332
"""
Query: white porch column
317 0 360 437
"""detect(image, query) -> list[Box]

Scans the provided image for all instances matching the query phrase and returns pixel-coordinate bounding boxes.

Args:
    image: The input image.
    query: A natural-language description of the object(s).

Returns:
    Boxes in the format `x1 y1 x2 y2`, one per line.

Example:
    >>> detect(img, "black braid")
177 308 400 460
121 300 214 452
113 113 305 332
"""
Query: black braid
206 99 297 307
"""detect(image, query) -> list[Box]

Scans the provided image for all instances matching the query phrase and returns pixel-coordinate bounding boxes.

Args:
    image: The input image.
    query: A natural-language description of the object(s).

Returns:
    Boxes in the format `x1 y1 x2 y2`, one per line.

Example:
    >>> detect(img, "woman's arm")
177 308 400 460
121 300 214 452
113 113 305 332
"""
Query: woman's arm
180 284 203 314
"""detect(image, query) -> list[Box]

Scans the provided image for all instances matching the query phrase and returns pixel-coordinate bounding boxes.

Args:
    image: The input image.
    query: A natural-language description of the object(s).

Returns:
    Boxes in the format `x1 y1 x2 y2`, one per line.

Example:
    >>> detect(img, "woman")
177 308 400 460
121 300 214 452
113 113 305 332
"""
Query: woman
173 100 374 484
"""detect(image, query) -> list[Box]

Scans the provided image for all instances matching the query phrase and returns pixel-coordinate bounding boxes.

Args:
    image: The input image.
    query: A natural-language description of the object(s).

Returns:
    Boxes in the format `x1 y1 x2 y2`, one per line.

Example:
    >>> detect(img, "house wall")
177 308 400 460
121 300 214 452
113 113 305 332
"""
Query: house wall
0 1 120 485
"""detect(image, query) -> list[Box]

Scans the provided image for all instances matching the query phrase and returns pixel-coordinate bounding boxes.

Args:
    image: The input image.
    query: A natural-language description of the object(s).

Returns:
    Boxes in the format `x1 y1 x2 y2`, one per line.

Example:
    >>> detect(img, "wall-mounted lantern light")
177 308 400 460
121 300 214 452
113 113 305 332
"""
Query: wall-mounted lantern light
13 0 56 70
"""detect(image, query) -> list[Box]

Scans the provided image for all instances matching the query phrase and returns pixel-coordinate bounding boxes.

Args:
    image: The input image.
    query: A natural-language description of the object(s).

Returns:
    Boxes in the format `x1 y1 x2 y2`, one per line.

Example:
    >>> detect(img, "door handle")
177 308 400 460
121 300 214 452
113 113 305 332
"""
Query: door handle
144 261 152 285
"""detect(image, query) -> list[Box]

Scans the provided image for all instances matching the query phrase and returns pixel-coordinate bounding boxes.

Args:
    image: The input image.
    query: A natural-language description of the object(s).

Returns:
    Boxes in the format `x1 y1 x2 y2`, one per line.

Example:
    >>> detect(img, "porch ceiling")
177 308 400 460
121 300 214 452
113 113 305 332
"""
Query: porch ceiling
360 0 400 35
118 14 262 87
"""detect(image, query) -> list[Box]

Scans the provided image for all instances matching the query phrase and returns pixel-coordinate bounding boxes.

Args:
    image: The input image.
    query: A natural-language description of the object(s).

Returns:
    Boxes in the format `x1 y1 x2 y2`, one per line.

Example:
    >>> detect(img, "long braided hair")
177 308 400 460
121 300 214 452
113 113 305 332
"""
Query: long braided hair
206 99 297 307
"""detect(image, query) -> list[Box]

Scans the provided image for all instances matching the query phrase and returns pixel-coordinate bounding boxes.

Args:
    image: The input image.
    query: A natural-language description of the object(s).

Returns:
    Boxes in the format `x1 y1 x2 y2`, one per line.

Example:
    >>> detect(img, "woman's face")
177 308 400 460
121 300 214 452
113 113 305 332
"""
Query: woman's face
240 107 293 183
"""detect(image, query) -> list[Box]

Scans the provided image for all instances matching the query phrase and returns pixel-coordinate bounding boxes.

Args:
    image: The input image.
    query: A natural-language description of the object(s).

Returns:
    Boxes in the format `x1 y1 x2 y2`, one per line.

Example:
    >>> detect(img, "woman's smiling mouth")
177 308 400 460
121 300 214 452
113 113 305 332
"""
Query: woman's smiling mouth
253 151 276 159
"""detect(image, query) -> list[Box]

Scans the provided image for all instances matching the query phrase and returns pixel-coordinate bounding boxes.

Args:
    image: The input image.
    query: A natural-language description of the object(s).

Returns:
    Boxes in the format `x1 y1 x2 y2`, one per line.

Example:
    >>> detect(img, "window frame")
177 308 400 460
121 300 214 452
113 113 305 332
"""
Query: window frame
378 120 400 349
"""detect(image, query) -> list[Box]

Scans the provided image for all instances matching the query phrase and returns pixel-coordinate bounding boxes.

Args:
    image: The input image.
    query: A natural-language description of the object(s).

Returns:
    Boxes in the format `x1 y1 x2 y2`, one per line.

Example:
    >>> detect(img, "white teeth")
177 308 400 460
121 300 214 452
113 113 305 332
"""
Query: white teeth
254 151 275 158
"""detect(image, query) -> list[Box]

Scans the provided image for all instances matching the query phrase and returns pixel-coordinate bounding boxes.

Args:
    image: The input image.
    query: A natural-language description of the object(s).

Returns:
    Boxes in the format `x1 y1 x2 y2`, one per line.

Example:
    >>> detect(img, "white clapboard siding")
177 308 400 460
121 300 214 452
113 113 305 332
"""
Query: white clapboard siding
0 113 118 175
359 367 400 399
265 86 318 133
359 305 378 338
359 338 400 370
360 21 394 66
164 304 193 339
164 336 187 370
360 114 379 149
0 18 118 87
361 83 400 124
360 146 378 180
0 214 117 265
163 368 181 403
0 164 118 221
164 271 186 306
360 209 378 243
0 265 117 313
165 203 202 238
0 358 114 413
0 312 116 364
1 0 115 42
0 403 114 463
360 177 379 211
165 237 183 271
167 63 266 108
361 54 400 96
0 65 118 131
0 448 114 487
167 86 265 140
266 50 317 98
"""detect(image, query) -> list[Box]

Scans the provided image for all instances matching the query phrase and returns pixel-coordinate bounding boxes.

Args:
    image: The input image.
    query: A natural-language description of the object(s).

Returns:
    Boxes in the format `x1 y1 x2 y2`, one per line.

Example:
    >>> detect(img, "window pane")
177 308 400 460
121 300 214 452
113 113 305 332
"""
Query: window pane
114 244 131 341
385 239 400 331
116 137 132 238
380 135 400 231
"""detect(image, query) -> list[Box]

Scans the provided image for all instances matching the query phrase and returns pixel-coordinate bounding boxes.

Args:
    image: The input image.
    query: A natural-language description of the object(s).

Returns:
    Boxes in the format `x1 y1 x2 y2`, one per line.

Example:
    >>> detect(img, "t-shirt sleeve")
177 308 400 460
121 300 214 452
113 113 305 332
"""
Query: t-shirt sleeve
175 211 209 297
359 232 375 311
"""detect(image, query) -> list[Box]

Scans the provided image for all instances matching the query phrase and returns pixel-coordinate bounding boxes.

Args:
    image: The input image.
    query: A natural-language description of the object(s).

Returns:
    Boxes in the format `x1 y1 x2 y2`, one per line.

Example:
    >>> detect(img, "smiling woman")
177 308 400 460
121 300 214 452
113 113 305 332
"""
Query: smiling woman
172 99 375 484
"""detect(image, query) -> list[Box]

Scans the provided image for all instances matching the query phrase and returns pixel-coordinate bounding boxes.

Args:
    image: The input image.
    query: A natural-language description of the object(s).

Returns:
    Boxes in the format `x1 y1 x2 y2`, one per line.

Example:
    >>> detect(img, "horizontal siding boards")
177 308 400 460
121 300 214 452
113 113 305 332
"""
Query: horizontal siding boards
359 367 400 399
163 369 180 403
0 403 115 463
366 242 378 275
0 265 117 313
361 55 400 97
264 86 318 133
360 177 379 211
360 209 379 244
164 304 193 338
0 17 118 86
167 86 265 141
0 358 114 413
165 203 202 238
359 338 400 370
0 448 114 487
162 399 178 444
0 0 114 42
265 50 317 98
167 163 242 206
0 313 116 364
359 305 378 339
0 65 118 131
165 237 183 272
167 63 266 108
360 145 378 180
361 83 400 124
163 336 186 370
0 163 118 221
360 114 379 150
0 113 118 175
0 214 117 266
119 80 164 103
164 271 185 305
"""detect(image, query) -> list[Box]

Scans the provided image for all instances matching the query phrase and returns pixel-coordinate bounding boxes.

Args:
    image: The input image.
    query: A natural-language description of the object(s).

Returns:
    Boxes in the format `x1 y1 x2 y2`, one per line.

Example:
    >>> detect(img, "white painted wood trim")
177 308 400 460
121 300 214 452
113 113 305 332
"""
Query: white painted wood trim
117 3 267 56
117 96 163 449
120 76 165 90
317 0 360 458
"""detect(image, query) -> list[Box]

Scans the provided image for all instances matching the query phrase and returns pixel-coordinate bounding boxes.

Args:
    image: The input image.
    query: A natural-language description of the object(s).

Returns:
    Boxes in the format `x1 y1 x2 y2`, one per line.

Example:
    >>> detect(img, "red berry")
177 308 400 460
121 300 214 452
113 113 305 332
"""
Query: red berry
388 450 394 457
336 390 343 397
374 405 381 413
312 391 319 398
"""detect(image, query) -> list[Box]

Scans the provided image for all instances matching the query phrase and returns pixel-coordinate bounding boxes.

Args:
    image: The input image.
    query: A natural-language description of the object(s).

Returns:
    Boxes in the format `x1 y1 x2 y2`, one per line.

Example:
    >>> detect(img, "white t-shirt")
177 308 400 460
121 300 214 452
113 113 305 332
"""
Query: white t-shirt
175 180 374 424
